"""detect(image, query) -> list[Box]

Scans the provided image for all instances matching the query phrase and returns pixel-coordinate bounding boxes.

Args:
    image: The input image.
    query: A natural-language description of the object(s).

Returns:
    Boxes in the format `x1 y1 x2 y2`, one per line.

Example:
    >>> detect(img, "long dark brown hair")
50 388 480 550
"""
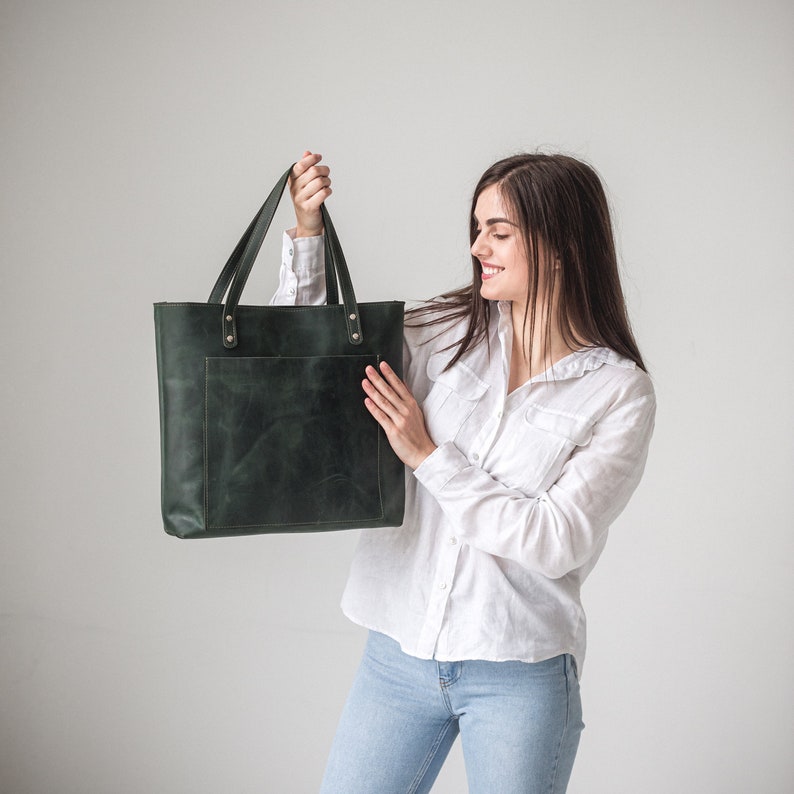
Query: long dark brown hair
407 153 647 373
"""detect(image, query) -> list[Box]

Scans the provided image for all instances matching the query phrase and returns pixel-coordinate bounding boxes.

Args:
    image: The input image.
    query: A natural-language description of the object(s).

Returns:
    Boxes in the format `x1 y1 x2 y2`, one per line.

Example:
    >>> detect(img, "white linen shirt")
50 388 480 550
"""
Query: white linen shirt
274 231 656 672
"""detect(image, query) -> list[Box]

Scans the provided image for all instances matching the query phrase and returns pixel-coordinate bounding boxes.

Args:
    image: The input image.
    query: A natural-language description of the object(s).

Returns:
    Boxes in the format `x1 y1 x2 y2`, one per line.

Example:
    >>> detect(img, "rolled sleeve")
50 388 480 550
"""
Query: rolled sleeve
270 229 327 305
414 391 656 579
413 441 470 492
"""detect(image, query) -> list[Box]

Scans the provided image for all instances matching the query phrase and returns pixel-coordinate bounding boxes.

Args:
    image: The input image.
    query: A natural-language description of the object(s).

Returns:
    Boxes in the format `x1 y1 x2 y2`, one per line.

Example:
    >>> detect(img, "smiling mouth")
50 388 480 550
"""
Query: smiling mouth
481 264 504 277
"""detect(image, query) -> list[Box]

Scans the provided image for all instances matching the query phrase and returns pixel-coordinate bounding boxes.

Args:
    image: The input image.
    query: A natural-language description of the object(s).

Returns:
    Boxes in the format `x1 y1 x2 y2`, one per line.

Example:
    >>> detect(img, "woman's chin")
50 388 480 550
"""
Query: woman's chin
479 283 500 301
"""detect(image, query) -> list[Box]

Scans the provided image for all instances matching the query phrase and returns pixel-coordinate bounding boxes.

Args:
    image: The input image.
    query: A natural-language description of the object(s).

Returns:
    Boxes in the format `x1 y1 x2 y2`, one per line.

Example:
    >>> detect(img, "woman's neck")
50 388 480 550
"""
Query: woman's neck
508 301 577 392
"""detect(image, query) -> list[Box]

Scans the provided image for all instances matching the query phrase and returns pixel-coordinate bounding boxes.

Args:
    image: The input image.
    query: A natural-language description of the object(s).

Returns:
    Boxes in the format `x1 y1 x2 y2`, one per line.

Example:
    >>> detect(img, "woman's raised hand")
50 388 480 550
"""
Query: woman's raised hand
289 150 332 238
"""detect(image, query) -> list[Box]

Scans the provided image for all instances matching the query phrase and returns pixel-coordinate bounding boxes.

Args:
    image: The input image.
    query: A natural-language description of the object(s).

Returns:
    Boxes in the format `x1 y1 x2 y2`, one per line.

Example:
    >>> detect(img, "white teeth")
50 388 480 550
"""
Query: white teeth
482 265 503 275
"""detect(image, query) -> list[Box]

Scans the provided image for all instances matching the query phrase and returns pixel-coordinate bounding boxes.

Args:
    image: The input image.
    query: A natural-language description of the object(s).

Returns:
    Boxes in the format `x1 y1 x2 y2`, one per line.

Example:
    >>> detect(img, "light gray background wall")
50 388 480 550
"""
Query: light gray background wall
1 1 792 792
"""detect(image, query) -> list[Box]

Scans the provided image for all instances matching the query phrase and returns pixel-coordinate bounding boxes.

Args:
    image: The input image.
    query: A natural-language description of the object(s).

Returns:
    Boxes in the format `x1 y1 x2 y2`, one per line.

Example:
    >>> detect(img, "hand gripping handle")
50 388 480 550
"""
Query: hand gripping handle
207 165 362 348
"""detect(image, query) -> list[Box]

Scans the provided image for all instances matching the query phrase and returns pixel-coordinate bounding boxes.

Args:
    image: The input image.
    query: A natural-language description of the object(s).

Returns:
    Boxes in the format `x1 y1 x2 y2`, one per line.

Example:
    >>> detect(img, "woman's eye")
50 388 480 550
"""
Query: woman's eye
493 233 509 240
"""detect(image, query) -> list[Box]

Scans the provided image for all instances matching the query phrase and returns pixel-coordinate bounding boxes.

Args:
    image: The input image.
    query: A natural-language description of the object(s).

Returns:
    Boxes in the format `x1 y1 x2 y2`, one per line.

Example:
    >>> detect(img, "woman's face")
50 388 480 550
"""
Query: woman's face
471 185 531 304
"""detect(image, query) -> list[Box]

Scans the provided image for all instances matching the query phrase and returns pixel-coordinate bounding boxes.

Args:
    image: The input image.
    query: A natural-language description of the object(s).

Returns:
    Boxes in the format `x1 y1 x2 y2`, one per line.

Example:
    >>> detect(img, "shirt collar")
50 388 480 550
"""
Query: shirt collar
494 300 635 382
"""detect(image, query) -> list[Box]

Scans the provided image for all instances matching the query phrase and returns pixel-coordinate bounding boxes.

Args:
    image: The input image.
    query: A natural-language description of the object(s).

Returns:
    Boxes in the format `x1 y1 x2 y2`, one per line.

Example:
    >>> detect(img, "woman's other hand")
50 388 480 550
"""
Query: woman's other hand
289 150 332 238
363 362 438 470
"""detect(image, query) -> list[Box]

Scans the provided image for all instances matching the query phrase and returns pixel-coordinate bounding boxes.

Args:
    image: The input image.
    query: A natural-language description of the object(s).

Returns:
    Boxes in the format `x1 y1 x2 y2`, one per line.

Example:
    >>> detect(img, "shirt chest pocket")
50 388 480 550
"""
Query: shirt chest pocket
492 404 594 496
421 354 489 443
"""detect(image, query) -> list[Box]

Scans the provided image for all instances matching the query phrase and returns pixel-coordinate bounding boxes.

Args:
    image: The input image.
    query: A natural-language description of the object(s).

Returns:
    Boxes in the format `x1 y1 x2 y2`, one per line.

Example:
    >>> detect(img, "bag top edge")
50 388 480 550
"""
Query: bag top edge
154 300 407 309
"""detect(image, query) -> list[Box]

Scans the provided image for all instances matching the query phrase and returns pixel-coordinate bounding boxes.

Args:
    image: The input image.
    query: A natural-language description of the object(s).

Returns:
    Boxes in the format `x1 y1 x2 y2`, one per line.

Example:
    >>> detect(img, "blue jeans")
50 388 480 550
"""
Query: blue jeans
320 631 584 793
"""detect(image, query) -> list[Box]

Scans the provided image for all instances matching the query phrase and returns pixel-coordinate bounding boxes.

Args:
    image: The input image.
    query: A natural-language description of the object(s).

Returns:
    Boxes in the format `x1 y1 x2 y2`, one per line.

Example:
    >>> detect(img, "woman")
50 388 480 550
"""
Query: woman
277 150 655 793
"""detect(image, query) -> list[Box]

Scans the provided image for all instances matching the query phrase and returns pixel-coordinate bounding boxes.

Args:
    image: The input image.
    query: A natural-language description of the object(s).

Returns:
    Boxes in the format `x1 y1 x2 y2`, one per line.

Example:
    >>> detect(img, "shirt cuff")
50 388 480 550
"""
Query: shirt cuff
273 230 326 305
282 229 325 272
413 441 471 494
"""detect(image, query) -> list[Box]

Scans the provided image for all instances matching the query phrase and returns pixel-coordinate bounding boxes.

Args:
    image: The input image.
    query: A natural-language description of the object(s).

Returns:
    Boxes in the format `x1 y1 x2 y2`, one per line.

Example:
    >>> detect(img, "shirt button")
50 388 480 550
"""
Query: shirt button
497 410 503 419
449 536 458 545
472 453 479 461
439 582 447 590
288 248 293 256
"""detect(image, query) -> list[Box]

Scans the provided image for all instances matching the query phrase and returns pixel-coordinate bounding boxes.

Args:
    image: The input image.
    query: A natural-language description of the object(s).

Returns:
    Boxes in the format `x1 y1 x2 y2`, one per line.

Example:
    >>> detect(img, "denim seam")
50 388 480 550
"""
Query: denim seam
547 654 572 794
437 661 463 687
438 683 456 719
437 661 463 717
406 716 458 794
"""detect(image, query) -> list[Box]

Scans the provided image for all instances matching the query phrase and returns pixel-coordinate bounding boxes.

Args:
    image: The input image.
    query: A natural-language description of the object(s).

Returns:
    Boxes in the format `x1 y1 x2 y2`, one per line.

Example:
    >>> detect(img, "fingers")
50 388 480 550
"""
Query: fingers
362 362 438 470
291 171 332 207
293 164 331 192
289 150 332 237
377 361 411 399
362 363 409 418
361 370 396 422
362 391 390 429
362 364 411 439
291 152 331 199
290 151 321 180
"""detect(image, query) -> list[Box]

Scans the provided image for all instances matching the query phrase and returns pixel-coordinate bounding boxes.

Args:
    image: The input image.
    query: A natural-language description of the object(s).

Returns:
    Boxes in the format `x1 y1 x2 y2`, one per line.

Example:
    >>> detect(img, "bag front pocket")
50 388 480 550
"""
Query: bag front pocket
204 355 383 530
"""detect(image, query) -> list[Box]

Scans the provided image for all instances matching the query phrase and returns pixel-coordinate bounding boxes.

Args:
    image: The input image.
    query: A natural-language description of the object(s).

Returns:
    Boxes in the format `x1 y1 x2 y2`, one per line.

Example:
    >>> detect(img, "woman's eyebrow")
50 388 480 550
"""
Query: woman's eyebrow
485 217 519 227
473 215 519 227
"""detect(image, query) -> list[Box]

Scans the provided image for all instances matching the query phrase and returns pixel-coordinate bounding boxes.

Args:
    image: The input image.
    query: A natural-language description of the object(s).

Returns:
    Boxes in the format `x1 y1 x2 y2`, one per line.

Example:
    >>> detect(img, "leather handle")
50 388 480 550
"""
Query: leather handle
209 166 360 348
208 176 338 307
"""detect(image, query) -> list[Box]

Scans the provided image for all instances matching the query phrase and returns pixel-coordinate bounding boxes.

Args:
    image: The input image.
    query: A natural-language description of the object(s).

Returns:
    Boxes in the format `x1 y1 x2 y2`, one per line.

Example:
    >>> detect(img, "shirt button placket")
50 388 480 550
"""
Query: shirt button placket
419 525 462 656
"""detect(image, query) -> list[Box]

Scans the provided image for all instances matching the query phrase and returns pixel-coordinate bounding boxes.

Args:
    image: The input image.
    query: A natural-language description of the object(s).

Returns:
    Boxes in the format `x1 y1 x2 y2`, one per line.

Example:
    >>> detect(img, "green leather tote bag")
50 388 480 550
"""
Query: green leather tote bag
154 166 405 538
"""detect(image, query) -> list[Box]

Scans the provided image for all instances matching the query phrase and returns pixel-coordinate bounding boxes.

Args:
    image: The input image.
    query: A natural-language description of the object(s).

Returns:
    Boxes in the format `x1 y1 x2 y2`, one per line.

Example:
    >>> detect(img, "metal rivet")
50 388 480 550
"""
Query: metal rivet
226 315 232 322
226 335 234 343
352 332 360 340
349 313 357 320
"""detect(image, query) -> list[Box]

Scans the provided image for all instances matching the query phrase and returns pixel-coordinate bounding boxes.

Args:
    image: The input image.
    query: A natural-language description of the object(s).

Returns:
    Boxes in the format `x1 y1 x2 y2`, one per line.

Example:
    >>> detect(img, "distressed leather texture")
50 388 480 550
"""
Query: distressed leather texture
154 167 405 538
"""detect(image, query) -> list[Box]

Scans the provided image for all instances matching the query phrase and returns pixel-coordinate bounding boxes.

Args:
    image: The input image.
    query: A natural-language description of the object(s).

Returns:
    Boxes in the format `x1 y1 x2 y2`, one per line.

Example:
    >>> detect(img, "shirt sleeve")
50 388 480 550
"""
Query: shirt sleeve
413 389 656 579
269 229 327 305
271 229 434 393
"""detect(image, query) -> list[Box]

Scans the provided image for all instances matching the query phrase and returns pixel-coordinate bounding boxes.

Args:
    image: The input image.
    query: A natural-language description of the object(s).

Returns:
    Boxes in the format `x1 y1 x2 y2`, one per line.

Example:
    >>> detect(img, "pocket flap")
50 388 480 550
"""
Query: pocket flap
524 404 593 446
426 353 490 400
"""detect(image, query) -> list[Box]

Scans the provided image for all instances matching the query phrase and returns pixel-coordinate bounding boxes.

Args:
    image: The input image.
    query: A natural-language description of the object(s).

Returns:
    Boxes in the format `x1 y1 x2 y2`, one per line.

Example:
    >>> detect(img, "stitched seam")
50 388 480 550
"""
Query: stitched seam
524 403 594 423
154 301 403 310
438 663 463 690
203 359 210 528
203 354 387 530
406 717 458 794
437 663 462 717
206 515 387 530
376 354 385 518
547 656 572 793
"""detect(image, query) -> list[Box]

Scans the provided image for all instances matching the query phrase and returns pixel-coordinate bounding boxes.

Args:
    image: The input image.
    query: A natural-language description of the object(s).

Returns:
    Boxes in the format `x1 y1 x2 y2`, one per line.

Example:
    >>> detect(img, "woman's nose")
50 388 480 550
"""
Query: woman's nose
471 233 489 259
